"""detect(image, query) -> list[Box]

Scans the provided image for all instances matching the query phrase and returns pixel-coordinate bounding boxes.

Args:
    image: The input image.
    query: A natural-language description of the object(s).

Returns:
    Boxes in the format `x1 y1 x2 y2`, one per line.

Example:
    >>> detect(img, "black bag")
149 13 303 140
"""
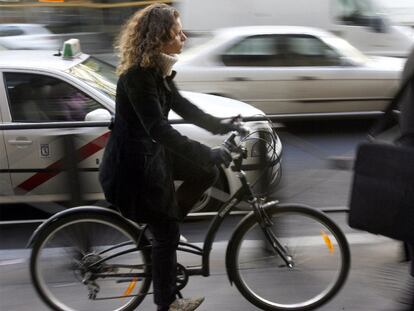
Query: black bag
348 71 414 242
348 143 414 242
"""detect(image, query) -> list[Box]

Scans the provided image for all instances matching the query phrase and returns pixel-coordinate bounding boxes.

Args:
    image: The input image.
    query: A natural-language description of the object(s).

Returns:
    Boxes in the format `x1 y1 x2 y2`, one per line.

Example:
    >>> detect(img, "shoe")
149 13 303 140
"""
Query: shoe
169 297 204 311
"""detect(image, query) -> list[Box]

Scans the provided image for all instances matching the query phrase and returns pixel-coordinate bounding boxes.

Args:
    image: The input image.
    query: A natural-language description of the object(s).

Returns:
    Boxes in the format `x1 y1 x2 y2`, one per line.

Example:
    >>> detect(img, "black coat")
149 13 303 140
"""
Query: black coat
99 66 227 222
400 48 414 144
399 48 414 277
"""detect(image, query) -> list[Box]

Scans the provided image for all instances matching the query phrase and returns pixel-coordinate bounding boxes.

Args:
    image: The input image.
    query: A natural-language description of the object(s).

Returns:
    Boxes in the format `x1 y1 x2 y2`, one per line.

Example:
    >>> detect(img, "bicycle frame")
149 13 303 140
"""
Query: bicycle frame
87 171 253 279
88 168 289 285
179 164 296 278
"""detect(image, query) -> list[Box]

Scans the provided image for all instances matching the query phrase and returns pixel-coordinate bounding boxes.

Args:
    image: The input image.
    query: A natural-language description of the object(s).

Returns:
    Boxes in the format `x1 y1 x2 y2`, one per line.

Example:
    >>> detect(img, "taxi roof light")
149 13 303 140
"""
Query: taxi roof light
62 39 81 59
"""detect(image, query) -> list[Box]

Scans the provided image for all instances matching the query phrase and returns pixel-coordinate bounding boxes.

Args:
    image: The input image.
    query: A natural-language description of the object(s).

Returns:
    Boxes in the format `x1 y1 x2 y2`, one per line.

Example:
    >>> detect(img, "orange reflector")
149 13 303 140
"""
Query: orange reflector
123 278 138 296
321 230 334 253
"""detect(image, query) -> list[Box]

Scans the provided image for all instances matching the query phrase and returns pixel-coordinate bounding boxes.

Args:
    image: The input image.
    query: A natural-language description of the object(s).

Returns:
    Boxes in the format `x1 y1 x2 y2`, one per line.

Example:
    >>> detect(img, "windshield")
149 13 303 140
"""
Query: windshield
336 0 380 17
66 57 117 100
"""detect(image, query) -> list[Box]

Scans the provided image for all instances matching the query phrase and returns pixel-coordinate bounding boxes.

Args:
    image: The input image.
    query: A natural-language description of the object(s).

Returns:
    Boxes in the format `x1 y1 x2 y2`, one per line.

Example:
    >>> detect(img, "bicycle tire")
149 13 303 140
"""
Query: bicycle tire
227 203 350 311
30 211 152 311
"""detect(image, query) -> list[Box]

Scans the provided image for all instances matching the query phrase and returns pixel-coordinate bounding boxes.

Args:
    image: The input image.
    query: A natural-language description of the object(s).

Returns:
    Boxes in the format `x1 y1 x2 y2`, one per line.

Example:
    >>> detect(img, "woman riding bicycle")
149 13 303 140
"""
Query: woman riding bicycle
99 3 241 311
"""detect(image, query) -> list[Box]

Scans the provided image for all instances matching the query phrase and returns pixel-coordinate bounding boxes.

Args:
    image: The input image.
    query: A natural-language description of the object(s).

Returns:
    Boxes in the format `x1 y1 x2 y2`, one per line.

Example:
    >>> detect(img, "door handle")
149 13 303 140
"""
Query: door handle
228 77 250 82
297 76 318 81
8 139 33 146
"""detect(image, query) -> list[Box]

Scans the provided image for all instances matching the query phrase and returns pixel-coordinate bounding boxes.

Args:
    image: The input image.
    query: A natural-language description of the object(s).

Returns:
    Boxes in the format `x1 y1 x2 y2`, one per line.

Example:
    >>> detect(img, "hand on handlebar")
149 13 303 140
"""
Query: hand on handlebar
218 115 249 136
210 145 232 168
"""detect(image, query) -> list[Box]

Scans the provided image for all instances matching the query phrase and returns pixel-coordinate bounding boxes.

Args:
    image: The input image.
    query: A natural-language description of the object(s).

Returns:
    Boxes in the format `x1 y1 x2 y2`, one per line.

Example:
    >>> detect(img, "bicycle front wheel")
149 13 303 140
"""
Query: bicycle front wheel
30 212 152 311
227 204 350 311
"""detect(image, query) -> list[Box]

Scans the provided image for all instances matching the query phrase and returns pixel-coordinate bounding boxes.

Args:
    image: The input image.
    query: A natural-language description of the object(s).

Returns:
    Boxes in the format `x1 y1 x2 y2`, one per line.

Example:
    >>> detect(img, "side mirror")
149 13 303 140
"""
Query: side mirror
84 108 112 121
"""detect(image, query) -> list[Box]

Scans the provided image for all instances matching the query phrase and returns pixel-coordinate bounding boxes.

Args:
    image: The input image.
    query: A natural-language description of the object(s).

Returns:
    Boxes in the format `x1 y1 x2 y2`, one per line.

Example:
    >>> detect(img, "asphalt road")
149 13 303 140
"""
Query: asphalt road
1 119 412 311
272 119 372 208
0 215 411 311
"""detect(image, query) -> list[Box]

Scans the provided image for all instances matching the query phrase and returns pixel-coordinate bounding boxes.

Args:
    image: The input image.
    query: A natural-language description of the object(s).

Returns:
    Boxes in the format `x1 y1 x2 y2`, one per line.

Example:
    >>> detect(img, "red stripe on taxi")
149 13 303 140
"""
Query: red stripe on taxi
15 131 110 193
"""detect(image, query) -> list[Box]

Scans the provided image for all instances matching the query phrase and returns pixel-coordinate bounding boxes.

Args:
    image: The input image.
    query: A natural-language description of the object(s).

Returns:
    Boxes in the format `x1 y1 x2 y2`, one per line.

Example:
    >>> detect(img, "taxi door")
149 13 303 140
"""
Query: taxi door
1 71 109 203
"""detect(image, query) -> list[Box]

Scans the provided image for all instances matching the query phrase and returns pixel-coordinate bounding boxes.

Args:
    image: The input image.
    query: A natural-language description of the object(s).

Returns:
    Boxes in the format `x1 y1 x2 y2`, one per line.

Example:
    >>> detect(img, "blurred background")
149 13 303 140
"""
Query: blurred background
0 0 413 54
1 1 414 310
0 0 177 53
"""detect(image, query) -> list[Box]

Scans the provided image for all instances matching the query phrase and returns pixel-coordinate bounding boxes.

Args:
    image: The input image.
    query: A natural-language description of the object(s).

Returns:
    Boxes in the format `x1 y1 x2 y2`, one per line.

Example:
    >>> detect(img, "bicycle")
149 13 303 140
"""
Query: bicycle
28 127 351 311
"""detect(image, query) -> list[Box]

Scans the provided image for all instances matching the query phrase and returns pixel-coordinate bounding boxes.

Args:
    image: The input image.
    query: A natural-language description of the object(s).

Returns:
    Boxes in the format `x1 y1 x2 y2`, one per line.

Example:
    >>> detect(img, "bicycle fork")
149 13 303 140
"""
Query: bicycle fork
251 199 295 269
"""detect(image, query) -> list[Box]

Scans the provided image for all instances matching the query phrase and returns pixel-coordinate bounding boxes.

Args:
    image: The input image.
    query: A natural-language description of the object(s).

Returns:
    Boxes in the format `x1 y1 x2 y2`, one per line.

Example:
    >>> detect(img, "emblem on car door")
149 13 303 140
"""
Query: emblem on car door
40 144 50 158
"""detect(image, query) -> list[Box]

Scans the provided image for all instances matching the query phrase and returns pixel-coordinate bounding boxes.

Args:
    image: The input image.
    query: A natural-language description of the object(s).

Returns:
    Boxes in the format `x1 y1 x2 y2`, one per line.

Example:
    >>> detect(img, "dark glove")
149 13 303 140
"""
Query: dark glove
210 145 232 167
218 117 249 136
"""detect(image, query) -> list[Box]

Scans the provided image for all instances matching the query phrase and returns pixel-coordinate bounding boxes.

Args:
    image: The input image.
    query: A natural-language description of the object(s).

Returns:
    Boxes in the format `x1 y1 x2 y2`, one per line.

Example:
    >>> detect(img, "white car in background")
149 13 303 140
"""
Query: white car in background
175 26 405 119
0 45 281 212
0 24 60 50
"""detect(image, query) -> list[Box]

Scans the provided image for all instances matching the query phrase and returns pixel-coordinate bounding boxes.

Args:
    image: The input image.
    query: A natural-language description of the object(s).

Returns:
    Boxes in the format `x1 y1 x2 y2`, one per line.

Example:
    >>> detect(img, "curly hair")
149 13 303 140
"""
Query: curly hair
115 3 179 76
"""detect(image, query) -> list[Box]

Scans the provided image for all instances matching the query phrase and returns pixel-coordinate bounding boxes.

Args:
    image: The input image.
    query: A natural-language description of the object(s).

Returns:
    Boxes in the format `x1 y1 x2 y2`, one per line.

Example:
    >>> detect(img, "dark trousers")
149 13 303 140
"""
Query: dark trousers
147 155 219 310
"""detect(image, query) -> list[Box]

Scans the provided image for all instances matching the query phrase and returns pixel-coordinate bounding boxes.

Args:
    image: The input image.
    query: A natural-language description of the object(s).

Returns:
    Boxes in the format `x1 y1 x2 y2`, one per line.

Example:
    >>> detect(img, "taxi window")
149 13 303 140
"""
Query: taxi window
4 73 103 122
221 35 287 67
284 35 342 66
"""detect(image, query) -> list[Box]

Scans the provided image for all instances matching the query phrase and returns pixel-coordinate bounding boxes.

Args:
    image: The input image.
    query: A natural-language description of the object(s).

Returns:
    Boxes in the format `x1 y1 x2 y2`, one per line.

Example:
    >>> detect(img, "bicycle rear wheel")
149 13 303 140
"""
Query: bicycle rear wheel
30 212 152 311
227 204 350 311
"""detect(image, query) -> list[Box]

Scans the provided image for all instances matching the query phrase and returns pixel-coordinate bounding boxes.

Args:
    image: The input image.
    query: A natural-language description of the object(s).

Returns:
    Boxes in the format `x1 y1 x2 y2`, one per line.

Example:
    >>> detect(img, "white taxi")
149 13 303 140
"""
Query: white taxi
0 41 281 212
